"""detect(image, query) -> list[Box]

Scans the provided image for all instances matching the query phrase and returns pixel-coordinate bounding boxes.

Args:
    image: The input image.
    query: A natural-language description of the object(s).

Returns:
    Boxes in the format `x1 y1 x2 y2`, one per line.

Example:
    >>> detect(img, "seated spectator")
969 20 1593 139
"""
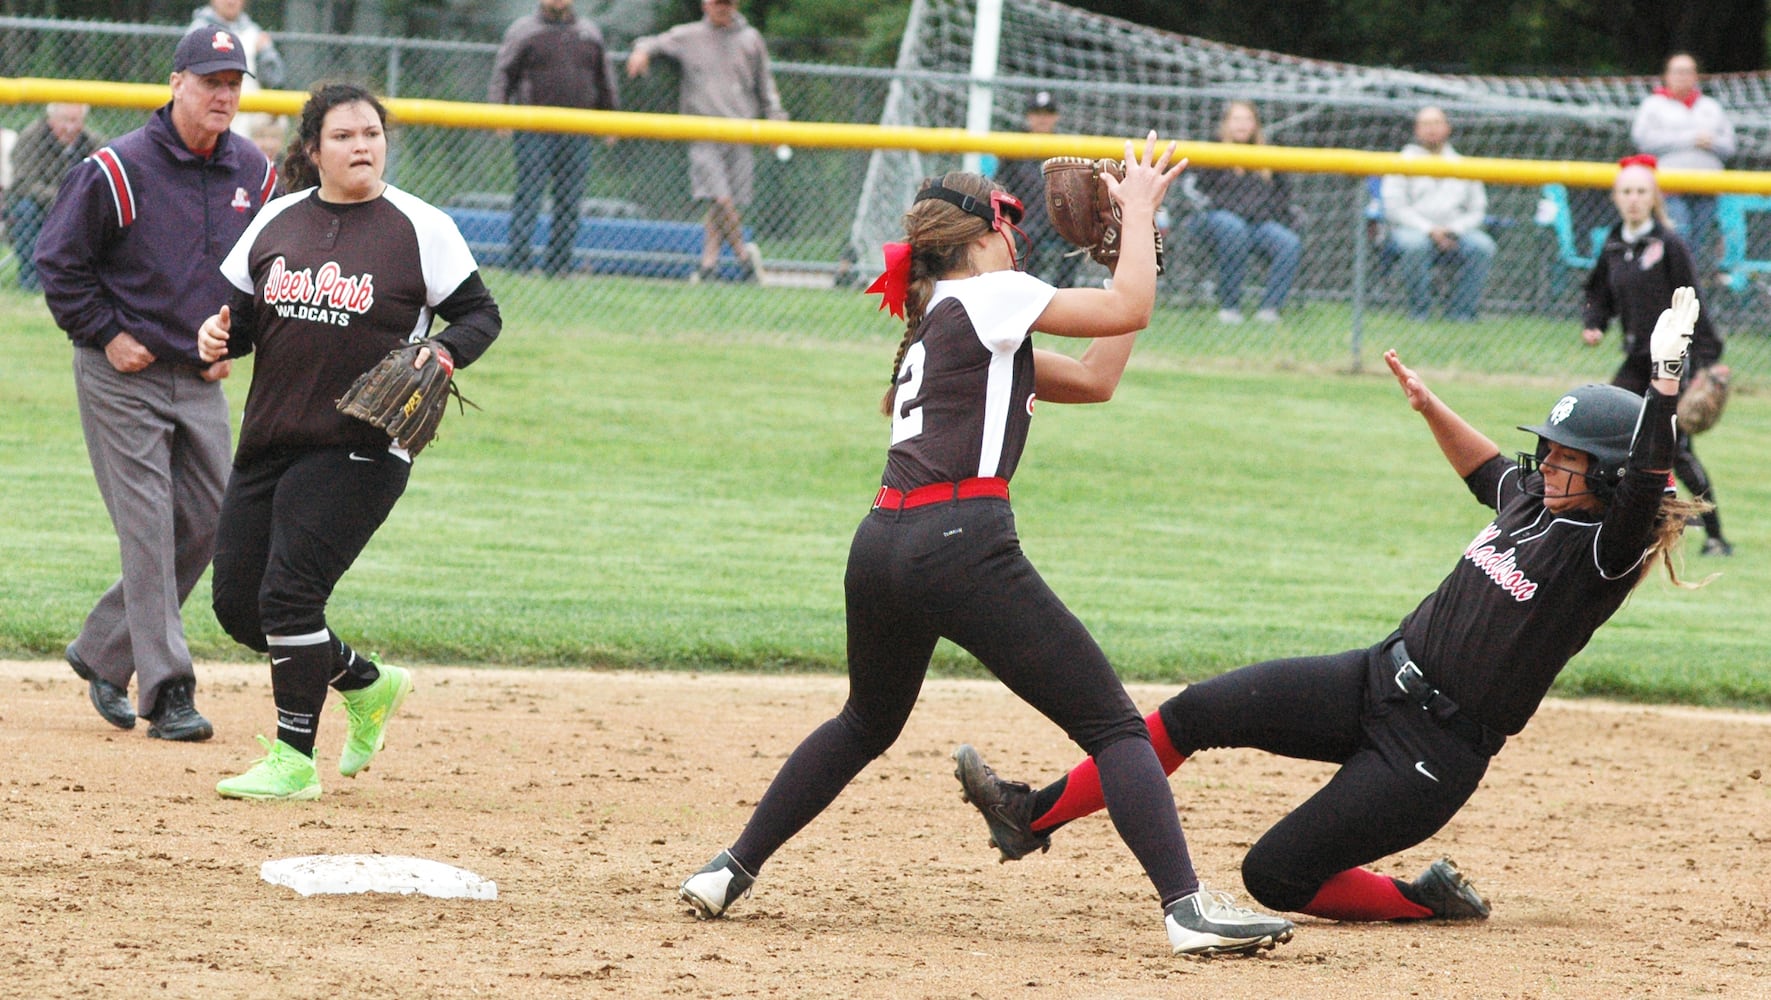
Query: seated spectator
1380 106 1494 321
6 103 98 291
1184 100 1301 323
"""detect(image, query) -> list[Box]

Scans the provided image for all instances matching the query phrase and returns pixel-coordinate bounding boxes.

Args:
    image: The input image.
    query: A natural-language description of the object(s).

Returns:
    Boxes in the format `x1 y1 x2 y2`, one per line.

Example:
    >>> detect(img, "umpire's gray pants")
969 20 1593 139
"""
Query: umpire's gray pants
68 348 230 717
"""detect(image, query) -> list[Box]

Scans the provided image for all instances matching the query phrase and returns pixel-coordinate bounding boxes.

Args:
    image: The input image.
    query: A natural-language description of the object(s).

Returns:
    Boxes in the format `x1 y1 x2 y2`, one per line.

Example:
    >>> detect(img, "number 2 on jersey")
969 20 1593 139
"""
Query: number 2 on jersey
890 341 926 445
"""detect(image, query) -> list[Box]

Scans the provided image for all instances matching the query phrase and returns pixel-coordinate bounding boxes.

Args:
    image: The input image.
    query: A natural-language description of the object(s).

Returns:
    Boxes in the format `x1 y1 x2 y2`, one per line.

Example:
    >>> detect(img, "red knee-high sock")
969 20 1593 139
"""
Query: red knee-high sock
1034 709 1187 831
1300 868 1433 922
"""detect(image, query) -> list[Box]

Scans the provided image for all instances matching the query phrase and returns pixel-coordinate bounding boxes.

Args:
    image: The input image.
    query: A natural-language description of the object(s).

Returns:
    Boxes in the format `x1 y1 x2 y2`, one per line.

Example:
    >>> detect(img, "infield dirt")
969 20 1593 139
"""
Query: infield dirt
2 660 1766 999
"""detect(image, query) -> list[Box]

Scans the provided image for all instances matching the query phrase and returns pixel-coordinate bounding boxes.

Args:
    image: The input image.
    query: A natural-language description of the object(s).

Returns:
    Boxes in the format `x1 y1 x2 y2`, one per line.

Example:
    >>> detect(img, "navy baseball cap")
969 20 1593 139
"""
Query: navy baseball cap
1027 90 1059 113
174 26 252 76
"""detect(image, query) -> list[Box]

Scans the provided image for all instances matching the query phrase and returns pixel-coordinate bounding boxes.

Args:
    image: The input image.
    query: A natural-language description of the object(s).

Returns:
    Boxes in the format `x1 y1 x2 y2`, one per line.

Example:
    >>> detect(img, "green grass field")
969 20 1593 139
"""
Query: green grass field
2 276 1765 707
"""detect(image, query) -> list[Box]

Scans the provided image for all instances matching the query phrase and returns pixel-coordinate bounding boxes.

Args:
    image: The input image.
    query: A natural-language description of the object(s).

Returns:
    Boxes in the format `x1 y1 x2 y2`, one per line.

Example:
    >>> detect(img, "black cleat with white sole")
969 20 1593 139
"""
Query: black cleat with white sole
1165 888 1296 956
679 849 756 919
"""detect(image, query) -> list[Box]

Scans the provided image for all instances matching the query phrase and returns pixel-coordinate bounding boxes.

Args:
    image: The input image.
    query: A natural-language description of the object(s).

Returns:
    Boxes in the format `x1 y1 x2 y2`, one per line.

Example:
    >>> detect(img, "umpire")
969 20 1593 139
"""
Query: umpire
35 26 276 740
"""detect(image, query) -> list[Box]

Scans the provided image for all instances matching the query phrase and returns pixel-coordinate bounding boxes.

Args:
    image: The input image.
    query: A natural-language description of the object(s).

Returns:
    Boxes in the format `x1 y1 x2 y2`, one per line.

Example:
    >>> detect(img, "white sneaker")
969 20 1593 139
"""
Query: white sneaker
1165 888 1295 956
1254 307 1281 323
1216 308 1243 325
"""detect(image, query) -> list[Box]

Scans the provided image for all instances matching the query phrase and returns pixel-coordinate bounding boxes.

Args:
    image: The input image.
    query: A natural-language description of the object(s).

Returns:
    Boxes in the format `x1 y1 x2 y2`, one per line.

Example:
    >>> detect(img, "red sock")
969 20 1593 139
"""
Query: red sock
1300 868 1433 922
1034 709 1187 831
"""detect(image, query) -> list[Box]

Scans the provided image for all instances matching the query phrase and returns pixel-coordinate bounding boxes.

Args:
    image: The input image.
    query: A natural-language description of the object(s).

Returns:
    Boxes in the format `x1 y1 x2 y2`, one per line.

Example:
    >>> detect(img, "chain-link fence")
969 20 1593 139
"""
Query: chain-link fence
3 13 1769 382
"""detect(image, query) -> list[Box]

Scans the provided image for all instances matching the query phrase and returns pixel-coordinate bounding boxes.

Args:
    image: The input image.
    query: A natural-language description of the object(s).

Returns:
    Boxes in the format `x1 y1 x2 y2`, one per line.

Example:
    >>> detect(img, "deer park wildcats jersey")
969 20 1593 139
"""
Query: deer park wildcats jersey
883 270 1057 491
220 185 489 464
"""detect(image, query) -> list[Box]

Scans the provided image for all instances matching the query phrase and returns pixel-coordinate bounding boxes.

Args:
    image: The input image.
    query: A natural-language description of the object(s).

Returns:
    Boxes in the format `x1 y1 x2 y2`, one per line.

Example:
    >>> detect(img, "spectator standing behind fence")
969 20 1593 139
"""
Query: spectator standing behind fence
189 0 285 139
1631 53 1735 286
34 27 276 742
626 0 787 284
1183 100 1301 324
5 103 97 291
1381 106 1495 322
489 0 619 277
1582 156 1732 557
991 90 1080 288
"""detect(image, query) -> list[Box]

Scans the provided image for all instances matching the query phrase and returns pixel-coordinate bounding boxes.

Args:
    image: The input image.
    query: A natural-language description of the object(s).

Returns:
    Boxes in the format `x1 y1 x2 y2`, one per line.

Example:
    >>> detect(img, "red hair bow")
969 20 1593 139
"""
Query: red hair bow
1618 153 1658 171
865 242 913 320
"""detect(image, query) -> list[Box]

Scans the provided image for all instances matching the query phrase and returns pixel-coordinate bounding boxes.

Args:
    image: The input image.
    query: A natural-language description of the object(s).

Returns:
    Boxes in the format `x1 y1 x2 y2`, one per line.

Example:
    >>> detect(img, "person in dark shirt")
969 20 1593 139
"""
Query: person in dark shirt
992 90 1080 288
1184 101 1302 324
1582 155 1730 556
952 301 1710 925
197 83 500 801
489 0 619 275
6 103 98 290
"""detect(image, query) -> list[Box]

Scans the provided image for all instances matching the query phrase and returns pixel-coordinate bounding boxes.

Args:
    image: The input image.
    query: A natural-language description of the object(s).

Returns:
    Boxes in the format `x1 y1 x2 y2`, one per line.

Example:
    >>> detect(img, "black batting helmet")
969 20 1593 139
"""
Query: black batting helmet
1516 383 1643 499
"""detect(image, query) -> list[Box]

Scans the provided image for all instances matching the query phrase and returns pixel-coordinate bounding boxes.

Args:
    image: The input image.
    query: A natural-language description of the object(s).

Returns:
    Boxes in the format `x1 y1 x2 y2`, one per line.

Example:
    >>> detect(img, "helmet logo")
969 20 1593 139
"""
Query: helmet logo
1548 395 1577 424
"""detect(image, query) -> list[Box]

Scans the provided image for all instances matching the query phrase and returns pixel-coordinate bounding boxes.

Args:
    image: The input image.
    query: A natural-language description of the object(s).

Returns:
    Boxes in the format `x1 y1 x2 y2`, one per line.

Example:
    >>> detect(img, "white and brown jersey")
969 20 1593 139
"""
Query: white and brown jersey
882 270 1056 490
220 185 500 465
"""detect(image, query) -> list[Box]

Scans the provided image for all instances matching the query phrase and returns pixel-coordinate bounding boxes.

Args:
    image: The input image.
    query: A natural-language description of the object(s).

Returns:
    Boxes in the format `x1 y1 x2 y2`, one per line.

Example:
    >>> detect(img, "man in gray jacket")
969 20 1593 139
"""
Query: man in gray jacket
490 0 619 276
627 0 787 283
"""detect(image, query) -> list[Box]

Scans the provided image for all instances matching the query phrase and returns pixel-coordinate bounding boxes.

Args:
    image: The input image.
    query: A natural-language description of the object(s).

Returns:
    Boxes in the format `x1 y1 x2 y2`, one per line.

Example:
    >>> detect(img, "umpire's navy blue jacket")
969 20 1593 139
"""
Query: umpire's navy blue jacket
35 103 276 366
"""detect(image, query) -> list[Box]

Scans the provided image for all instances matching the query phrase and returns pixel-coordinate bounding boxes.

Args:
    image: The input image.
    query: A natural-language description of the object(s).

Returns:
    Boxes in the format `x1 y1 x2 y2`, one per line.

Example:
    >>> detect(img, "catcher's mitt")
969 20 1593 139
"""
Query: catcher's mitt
1041 156 1164 274
335 340 471 455
1677 365 1731 435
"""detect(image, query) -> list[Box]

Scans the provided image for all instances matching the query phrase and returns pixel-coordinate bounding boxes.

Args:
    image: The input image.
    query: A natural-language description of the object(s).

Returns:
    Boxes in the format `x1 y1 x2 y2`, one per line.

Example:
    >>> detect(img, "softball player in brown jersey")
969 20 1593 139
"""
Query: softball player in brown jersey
196 84 500 801
678 136 1295 957
954 293 1709 925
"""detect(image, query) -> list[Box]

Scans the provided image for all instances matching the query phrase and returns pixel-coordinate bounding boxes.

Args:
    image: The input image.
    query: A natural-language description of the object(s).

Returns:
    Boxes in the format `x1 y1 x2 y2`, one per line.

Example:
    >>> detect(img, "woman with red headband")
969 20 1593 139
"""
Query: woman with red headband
1583 154 1731 556
677 134 1294 957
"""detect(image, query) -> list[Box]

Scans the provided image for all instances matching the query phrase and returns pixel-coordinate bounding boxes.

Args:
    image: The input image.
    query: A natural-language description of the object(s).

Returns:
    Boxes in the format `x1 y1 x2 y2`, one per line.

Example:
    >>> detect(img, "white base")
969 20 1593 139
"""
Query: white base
260 854 498 900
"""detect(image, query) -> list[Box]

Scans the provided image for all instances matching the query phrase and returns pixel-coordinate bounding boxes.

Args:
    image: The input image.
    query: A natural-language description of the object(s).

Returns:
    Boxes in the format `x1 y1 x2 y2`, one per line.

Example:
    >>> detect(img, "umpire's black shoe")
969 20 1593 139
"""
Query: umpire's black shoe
66 645 135 730
953 744 1051 862
145 679 213 742
1412 858 1491 920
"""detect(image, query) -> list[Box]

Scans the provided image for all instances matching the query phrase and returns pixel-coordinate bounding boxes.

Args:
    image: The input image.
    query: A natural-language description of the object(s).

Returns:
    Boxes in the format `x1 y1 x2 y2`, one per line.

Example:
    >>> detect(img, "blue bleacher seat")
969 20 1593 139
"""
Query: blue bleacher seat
443 201 753 280
1714 193 1771 292
1535 183 1610 272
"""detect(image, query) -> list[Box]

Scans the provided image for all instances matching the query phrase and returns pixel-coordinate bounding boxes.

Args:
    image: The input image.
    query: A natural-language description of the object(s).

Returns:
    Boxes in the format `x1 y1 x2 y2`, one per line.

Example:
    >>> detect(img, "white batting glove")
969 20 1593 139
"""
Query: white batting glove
1650 285 1699 381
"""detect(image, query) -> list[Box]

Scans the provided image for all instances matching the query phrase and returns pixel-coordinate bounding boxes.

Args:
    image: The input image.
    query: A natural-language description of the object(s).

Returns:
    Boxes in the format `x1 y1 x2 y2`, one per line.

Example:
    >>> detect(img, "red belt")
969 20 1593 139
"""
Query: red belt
873 477 1009 510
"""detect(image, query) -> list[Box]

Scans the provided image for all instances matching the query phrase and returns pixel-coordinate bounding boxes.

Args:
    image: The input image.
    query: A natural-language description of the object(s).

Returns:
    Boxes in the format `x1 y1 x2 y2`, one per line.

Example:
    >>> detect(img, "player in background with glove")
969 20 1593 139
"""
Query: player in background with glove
678 135 1294 960
954 290 1710 926
196 83 500 801
1582 155 1731 555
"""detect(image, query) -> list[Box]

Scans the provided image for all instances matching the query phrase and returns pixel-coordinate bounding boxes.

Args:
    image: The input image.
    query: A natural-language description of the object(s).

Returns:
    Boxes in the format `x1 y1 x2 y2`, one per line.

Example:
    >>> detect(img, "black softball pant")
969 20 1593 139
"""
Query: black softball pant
1156 640 1493 913
730 499 1190 901
211 446 410 650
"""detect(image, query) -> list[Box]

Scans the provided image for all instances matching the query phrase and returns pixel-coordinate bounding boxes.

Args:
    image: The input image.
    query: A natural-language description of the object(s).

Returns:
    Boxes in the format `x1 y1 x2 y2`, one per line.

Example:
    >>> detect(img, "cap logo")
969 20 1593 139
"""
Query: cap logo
212 31 235 53
1548 395 1577 424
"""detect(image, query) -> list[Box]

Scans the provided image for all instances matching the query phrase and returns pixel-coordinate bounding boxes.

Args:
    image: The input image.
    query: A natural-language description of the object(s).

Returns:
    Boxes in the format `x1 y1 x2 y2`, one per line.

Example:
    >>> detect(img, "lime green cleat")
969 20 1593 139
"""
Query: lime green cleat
217 735 321 801
338 657 412 777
